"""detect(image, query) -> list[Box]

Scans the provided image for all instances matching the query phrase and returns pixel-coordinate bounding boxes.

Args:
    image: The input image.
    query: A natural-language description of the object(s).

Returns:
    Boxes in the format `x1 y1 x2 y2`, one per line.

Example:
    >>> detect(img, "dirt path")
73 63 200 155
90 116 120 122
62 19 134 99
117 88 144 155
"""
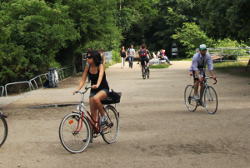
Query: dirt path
0 61 250 168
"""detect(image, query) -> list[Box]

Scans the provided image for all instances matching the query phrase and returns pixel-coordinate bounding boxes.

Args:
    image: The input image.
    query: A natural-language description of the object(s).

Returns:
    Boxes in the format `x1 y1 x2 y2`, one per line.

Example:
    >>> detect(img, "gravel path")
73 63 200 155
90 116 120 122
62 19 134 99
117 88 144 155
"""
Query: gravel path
0 61 249 168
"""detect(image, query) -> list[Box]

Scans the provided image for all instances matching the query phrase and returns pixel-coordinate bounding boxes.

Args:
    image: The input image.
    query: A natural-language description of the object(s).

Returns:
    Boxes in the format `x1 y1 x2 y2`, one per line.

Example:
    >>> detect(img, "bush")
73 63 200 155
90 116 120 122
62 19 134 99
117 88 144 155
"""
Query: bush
112 50 121 63
172 22 214 57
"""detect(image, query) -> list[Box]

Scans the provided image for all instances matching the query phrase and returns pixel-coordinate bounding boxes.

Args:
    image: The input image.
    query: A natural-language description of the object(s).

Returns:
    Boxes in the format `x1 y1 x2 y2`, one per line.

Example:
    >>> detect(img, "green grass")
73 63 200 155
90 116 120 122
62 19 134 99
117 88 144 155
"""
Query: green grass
149 64 170 69
238 56 250 61
214 61 249 78
171 57 192 61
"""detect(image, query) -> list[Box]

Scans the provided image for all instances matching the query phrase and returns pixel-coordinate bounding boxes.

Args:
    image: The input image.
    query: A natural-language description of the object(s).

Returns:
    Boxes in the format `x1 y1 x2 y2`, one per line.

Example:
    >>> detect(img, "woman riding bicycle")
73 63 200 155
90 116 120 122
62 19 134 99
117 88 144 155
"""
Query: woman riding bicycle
75 50 109 126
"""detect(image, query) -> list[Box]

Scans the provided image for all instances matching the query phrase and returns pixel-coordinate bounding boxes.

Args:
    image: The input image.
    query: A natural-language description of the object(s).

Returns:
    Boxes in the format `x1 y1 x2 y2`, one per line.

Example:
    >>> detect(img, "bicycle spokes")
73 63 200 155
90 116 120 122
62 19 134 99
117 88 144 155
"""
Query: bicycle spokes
203 86 218 114
184 85 198 112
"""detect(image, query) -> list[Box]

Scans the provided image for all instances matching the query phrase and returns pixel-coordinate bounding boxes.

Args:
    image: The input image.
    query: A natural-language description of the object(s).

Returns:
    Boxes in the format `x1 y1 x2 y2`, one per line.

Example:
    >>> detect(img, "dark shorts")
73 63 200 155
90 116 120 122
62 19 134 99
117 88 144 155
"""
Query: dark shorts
140 57 149 66
192 71 206 81
89 88 109 98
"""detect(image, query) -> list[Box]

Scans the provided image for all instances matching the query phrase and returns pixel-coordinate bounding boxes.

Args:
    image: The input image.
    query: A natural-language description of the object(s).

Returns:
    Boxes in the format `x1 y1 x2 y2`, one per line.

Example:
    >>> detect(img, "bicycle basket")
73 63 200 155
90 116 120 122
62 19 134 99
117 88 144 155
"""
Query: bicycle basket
101 90 122 105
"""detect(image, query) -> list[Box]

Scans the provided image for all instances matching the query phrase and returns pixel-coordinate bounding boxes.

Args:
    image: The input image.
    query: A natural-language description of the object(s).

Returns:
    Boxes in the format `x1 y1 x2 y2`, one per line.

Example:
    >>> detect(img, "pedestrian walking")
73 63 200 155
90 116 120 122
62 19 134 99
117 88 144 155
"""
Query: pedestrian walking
120 46 127 68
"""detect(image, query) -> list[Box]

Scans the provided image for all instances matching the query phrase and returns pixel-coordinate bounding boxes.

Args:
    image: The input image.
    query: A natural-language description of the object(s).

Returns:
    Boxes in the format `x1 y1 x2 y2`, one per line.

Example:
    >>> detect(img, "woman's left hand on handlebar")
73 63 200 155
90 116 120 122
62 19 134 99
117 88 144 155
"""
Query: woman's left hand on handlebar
91 85 98 89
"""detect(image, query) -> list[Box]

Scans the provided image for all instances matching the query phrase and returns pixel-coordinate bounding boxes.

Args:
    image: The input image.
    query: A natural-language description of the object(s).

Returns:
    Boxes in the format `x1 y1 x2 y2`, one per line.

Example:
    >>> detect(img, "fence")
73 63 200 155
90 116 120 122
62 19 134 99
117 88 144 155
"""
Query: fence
0 86 4 97
208 47 250 62
1 66 73 97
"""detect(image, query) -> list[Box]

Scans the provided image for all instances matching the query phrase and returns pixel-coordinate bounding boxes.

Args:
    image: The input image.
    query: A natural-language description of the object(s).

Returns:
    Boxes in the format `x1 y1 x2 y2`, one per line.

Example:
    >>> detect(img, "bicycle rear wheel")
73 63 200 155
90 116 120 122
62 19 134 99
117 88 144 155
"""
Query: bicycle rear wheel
142 67 146 79
184 85 198 112
203 86 218 114
59 113 91 153
101 105 119 144
146 67 150 79
0 116 8 147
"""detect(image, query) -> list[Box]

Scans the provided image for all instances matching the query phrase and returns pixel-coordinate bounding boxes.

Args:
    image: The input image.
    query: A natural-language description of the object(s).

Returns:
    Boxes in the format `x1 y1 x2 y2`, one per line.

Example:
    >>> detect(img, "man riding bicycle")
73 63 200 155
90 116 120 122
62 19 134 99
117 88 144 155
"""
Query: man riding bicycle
189 44 217 100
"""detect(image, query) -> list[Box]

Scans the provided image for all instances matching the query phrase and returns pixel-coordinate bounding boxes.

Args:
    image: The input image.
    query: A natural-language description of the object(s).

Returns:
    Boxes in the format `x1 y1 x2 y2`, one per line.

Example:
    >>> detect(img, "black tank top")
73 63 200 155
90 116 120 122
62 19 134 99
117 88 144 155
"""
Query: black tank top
88 66 109 92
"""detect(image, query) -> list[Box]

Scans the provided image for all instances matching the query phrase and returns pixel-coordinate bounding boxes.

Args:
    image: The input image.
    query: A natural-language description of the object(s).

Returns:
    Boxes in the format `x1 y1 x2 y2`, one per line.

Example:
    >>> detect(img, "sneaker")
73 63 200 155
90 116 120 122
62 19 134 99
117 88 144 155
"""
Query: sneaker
99 116 108 133
100 116 108 126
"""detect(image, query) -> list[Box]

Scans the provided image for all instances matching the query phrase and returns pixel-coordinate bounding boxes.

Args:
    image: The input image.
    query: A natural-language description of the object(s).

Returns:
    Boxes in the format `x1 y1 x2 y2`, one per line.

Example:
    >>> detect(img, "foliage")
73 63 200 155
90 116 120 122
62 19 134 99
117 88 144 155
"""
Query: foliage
198 0 250 41
0 0 122 84
0 0 78 84
1 0 250 84
112 50 121 63
172 22 213 57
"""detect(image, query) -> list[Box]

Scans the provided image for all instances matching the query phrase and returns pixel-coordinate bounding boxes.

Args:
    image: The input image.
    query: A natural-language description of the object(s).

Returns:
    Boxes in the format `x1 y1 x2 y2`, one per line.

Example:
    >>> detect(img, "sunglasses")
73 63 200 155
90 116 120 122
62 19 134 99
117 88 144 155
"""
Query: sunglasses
86 56 93 59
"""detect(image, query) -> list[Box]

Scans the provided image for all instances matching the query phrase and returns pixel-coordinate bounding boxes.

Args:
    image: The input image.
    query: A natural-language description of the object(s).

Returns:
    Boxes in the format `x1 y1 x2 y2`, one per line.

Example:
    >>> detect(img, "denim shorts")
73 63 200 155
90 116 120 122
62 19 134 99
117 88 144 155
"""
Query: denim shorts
89 89 109 98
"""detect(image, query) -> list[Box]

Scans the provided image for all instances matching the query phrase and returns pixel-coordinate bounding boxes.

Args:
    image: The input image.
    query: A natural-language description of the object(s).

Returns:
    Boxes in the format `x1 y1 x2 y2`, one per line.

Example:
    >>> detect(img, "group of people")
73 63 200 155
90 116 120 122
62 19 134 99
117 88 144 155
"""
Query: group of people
74 44 216 131
120 44 151 69
120 45 137 69
120 45 173 69
153 49 172 65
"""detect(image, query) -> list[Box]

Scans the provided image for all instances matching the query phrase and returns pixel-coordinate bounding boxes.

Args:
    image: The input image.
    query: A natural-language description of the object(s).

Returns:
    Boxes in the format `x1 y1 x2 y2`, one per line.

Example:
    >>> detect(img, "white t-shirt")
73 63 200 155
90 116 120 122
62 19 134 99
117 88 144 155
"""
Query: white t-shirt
127 48 136 57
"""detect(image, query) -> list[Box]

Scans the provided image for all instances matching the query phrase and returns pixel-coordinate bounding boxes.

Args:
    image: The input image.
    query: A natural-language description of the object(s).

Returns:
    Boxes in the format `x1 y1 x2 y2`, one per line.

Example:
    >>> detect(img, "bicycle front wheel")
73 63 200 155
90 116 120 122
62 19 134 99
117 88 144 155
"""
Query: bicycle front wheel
203 86 218 114
184 85 198 112
59 113 91 153
0 116 8 147
101 105 119 144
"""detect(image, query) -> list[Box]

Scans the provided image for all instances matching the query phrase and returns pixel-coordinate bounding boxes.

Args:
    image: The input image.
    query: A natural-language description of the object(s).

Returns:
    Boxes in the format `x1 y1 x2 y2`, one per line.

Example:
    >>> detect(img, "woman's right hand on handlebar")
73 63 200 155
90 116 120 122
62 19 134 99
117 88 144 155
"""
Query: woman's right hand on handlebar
73 90 80 95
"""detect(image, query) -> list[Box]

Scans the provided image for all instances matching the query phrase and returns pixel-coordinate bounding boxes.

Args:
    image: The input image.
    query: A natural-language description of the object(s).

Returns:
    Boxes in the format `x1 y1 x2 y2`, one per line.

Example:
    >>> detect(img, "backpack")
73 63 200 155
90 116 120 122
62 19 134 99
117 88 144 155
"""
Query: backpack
139 49 147 57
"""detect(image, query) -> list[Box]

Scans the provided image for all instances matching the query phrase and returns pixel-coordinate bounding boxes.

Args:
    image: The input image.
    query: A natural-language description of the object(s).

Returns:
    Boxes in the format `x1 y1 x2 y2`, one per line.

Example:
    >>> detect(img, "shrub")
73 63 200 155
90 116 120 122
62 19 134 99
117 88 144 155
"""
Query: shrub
172 22 214 57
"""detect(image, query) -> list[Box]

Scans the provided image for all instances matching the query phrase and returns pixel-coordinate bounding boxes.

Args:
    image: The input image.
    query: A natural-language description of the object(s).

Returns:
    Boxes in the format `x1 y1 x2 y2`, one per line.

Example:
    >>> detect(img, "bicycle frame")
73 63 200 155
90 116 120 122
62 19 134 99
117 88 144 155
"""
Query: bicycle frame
197 77 217 103
74 88 105 134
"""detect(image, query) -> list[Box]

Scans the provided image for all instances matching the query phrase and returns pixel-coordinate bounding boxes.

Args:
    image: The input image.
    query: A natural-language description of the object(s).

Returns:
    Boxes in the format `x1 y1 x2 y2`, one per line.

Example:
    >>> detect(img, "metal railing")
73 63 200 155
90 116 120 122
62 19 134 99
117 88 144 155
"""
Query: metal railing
1 66 73 97
0 86 4 97
5 81 33 96
208 47 250 62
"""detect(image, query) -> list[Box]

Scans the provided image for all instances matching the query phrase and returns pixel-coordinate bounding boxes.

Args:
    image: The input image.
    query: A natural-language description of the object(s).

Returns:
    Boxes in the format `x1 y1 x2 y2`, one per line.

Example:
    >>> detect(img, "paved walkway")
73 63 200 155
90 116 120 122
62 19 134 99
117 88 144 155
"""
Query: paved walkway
0 61 250 168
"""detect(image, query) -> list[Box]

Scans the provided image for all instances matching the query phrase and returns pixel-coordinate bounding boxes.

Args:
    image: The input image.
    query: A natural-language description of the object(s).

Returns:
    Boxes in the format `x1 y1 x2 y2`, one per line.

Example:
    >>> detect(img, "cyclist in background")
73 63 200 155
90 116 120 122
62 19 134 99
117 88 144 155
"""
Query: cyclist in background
120 46 127 68
138 44 150 69
189 44 216 99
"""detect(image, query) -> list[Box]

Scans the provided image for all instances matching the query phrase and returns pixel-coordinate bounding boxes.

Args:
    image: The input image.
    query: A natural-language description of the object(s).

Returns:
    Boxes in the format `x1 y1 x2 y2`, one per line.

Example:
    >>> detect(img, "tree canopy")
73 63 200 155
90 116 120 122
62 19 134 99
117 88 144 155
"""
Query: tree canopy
0 0 249 84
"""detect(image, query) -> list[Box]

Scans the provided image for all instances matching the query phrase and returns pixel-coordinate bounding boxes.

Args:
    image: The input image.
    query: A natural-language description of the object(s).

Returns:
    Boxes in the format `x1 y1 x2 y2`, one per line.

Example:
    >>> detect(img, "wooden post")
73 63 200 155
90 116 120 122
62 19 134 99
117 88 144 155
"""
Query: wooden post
246 59 250 72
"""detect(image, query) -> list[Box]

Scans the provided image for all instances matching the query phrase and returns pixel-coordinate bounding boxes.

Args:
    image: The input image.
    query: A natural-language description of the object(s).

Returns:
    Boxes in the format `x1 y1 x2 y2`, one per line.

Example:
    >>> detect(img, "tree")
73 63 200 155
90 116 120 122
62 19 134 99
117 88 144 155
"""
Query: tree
0 0 78 84
172 22 213 57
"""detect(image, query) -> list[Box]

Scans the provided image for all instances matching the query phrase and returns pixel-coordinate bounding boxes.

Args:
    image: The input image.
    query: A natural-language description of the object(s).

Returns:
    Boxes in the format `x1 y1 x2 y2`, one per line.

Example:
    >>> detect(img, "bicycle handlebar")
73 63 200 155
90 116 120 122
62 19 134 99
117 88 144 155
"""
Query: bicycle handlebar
0 111 7 118
205 76 217 85
74 87 91 95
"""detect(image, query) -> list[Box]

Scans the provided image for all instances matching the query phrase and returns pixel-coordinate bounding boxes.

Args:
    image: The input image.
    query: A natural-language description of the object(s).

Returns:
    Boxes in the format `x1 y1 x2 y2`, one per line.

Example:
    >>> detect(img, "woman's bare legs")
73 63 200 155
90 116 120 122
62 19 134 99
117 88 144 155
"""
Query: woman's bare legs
92 90 108 117
89 97 98 125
